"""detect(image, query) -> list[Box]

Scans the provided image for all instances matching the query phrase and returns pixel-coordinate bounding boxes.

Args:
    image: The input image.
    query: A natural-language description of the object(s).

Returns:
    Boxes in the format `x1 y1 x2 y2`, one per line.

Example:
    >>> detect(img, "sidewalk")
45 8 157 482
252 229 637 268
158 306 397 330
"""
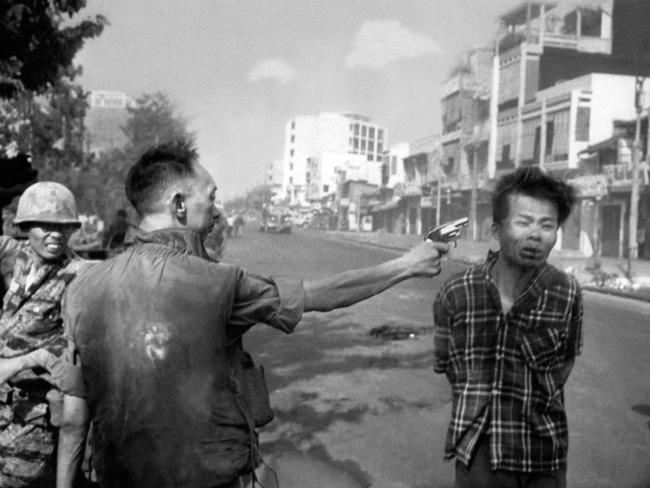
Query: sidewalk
322 230 650 302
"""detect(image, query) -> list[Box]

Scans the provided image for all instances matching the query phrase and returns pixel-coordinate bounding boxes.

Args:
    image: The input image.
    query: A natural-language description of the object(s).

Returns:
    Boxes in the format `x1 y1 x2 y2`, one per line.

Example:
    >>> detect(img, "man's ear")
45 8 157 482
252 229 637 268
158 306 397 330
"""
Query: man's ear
172 193 187 223
490 221 500 242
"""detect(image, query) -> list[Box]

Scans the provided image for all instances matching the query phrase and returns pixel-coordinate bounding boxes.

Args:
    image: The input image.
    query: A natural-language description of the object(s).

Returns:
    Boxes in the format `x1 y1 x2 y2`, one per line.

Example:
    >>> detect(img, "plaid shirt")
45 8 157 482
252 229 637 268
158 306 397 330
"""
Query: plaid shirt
433 251 582 472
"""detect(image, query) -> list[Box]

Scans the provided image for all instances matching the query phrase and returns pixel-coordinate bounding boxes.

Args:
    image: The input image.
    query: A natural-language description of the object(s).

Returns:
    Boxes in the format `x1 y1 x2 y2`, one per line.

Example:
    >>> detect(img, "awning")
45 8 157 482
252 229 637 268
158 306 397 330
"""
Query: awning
578 135 622 156
372 200 400 212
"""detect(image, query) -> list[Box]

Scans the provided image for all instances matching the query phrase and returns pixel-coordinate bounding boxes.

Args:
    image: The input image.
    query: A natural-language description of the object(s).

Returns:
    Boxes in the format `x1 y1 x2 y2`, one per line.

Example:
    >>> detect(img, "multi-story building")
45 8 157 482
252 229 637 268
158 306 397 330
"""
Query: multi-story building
402 135 441 235
482 0 650 255
574 113 650 259
280 112 386 206
440 47 493 239
370 136 442 235
84 90 134 155
306 152 380 204
489 0 650 176
370 143 410 232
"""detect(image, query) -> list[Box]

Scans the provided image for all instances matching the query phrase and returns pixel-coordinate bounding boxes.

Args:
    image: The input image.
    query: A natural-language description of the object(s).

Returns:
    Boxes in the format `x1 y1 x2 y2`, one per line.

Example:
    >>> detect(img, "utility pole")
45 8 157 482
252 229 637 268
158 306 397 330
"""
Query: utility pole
628 76 644 277
470 146 478 240
435 160 441 227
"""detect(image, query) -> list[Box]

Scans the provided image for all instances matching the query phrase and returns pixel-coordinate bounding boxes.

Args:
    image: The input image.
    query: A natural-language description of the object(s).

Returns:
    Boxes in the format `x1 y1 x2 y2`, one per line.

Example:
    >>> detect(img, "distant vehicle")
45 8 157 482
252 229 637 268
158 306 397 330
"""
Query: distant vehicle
259 213 292 234
293 212 313 227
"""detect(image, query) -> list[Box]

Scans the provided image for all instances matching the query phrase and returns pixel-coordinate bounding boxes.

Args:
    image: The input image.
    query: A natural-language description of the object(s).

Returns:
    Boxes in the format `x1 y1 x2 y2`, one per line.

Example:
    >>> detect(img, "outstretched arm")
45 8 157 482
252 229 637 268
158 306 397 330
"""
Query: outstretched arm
57 394 89 488
303 241 449 312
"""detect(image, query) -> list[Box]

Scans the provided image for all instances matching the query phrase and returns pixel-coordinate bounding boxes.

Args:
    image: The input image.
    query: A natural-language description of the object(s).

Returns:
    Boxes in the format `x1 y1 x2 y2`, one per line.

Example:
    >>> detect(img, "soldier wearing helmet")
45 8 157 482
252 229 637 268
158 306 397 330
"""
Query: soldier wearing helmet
0 181 89 487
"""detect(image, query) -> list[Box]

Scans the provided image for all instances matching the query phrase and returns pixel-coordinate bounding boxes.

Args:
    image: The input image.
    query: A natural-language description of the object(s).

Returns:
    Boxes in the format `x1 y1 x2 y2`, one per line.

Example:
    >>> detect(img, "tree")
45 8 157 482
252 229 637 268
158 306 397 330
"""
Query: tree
59 91 195 221
123 92 194 155
0 0 106 98
0 0 106 207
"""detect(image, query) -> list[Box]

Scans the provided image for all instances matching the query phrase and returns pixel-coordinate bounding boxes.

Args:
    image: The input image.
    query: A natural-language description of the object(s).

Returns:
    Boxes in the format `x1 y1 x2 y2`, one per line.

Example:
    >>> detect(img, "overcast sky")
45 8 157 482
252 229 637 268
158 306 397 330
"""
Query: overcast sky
75 0 521 199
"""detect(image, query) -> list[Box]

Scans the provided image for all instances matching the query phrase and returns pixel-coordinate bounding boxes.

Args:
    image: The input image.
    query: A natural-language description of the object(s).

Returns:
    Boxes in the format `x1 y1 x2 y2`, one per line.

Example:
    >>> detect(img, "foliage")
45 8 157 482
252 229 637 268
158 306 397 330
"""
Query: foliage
0 0 107 98
123 92 193 155
67 92 195 221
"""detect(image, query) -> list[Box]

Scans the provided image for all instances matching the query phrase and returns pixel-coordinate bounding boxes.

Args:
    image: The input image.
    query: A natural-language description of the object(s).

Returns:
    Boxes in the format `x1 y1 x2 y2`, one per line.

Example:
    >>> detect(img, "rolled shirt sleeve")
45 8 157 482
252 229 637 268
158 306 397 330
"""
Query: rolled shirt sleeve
59 292 87 398
228 269 305 334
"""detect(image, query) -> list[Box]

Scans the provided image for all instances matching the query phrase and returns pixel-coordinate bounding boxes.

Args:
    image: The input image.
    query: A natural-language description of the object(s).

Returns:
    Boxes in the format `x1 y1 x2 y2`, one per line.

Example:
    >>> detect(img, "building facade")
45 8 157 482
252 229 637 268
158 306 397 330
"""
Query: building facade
485 0 650 256
280 112 386 206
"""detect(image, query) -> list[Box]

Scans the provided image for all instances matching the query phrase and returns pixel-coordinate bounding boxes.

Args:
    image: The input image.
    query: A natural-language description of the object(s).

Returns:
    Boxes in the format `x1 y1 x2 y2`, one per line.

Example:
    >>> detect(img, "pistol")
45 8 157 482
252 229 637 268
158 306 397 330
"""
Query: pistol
424 217 470 245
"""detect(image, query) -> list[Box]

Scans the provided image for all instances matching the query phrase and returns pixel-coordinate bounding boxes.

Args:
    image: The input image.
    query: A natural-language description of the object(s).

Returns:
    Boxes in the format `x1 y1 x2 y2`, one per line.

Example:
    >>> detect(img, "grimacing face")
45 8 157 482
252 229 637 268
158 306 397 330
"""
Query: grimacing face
492 194 559 270
182 163 219 239
27 223 77 263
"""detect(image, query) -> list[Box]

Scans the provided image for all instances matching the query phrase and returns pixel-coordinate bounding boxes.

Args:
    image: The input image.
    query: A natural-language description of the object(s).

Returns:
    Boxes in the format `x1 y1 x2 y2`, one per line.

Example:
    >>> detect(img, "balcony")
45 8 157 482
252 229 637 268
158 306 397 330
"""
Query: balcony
602 163 650 188
498 2 612 56
404 181 423 196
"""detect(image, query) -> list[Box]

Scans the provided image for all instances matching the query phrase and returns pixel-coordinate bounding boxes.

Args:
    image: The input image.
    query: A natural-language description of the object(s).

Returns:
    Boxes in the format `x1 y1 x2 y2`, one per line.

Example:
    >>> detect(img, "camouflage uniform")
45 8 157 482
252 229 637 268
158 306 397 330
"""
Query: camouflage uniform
0 236 85 487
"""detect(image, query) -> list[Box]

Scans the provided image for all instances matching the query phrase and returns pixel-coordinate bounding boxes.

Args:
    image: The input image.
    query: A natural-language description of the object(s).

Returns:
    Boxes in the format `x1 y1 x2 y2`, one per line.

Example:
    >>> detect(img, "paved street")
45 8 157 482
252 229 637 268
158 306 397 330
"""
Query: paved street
222 227 650 488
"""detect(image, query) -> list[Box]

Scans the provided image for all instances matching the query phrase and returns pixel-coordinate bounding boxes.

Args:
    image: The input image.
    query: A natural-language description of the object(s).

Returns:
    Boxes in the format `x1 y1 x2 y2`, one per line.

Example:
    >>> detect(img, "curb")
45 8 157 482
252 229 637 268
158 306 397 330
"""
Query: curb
322 232 650 303
581 285 650 303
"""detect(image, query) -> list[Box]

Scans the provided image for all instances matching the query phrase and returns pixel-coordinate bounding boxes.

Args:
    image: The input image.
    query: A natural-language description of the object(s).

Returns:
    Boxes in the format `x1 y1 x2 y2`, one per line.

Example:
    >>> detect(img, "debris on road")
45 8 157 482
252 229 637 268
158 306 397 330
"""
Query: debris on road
368 325 426 341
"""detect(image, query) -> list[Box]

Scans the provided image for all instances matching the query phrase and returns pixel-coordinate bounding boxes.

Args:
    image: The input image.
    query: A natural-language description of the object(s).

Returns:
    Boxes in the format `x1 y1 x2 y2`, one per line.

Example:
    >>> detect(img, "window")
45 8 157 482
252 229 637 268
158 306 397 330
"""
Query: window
369 127 375 138
533 126 541 162
290 149 294 157
291 120 295 129
391 155 397 174
289 163 294 171
353 124 360 135
353 138 359 150
378 129 384 140
377 142 383 153
289 177 293 184
368 141 374 152
360 140 366 151
290 135 295 143
501 144 511 165
575 107 590 142
361 126 367 137
367 153 373 161
545 121 554 156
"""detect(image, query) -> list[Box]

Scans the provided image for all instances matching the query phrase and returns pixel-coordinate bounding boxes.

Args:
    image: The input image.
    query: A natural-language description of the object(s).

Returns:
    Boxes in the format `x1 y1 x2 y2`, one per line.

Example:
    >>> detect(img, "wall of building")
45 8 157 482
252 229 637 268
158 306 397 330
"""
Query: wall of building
386 143 409 188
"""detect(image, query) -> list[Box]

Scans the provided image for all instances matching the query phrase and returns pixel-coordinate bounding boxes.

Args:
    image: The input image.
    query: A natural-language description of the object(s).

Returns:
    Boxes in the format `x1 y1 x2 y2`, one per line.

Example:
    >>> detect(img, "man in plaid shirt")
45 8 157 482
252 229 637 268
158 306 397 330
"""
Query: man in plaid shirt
434 167 582 488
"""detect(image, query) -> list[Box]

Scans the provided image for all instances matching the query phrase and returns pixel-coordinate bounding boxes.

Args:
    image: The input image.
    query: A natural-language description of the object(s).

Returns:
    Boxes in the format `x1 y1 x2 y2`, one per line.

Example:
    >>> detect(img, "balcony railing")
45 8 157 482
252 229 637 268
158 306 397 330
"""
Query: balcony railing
602 163 650 187
404 181 423 196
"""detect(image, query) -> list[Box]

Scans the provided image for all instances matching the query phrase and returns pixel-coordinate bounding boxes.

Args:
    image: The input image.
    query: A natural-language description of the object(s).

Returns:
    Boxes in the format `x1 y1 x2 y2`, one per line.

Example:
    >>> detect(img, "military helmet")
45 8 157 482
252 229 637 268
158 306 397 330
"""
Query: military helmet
13 182 81 227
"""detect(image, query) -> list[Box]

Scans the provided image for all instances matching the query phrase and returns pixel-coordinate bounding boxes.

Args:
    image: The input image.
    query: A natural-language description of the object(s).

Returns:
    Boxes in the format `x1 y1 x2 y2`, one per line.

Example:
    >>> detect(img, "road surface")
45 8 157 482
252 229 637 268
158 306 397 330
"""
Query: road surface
221 227 650 488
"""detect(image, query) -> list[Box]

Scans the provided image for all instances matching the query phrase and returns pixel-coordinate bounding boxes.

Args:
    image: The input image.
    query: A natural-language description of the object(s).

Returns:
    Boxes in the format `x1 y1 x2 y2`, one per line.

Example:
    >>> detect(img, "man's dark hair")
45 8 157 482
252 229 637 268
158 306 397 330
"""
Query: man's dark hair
116 209 127 219
125 139 198 215
492 167 577 226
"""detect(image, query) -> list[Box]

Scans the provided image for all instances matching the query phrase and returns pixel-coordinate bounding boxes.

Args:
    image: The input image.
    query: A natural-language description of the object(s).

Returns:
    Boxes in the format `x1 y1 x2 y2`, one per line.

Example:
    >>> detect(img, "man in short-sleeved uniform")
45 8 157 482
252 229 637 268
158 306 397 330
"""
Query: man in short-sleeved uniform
57 140 450 488
0 182 86 487
434 167 582 488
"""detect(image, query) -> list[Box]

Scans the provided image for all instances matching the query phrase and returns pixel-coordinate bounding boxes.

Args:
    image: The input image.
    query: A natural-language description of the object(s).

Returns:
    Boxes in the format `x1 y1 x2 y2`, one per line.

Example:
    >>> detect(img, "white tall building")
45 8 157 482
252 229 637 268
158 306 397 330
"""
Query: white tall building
281 112 386 206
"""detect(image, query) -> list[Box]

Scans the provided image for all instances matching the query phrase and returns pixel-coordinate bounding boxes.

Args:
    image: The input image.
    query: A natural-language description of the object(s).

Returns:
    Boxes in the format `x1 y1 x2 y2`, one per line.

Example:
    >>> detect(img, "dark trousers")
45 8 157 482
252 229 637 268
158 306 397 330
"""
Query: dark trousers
455 437 566 488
